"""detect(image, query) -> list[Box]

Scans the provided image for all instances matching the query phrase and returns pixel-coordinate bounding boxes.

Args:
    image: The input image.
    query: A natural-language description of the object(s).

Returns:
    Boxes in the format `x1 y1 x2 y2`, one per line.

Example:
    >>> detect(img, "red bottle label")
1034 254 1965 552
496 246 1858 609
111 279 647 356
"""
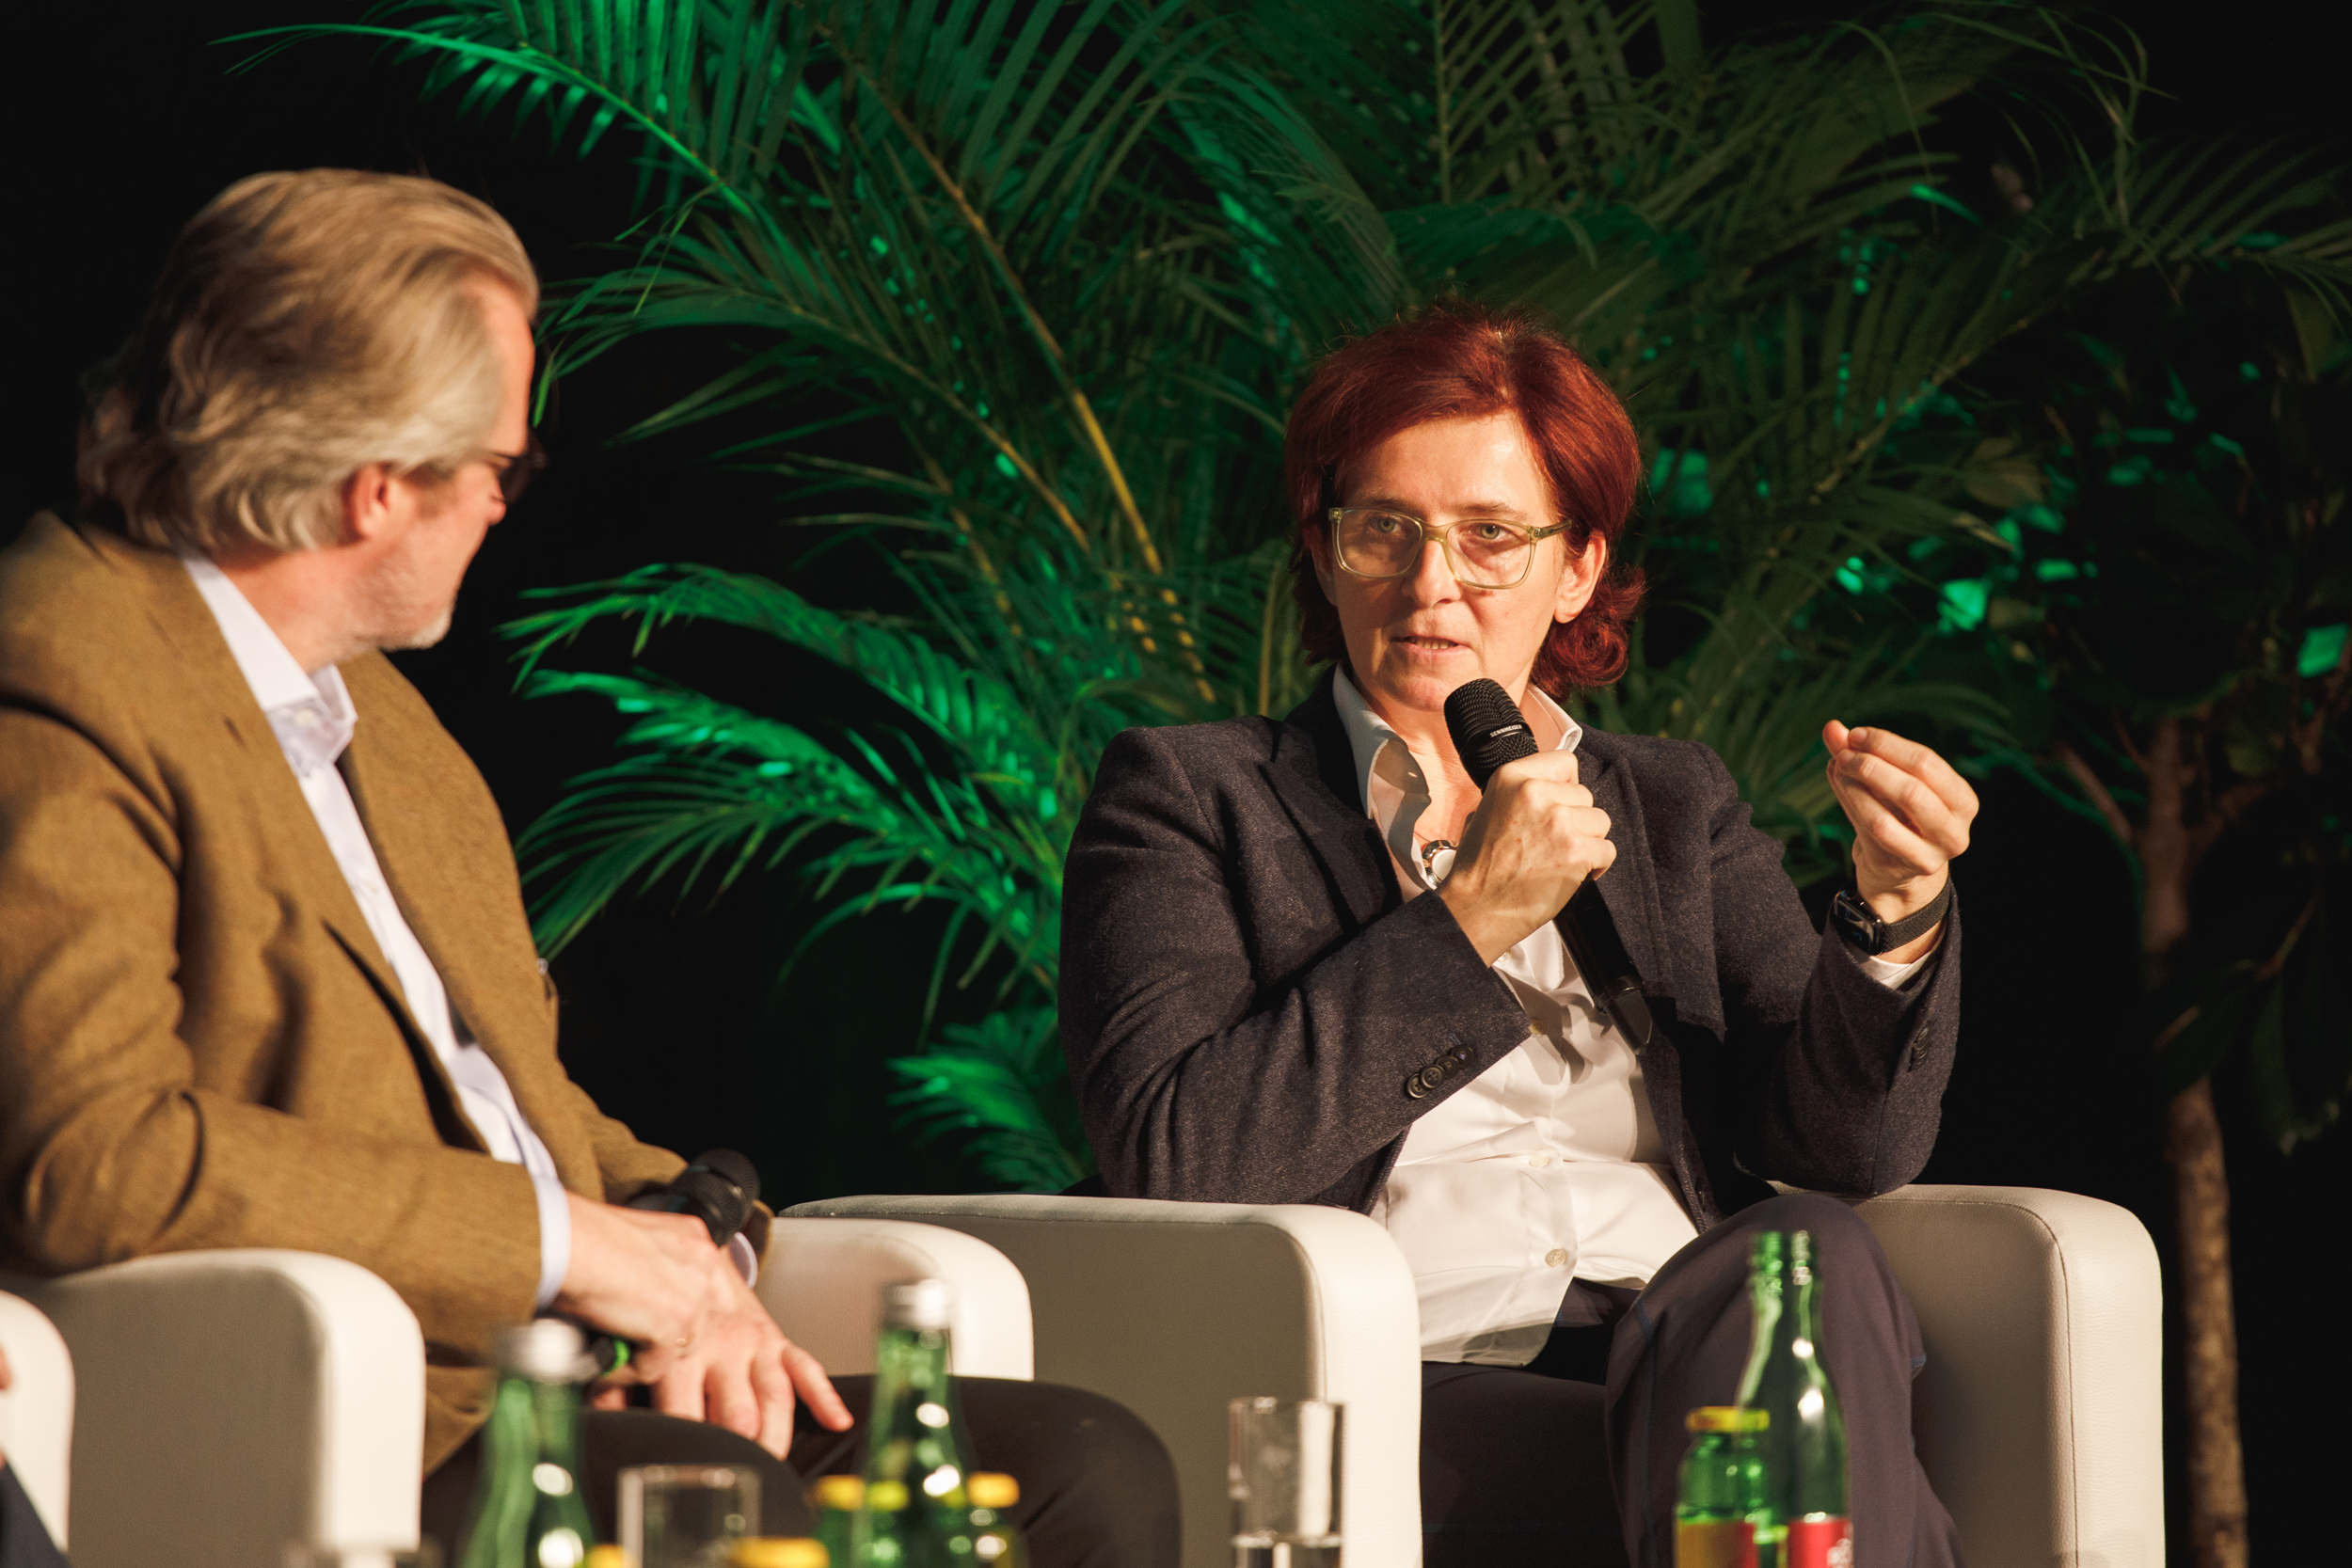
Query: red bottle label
1786 1517 1852 1568
1675 1519 1757 1568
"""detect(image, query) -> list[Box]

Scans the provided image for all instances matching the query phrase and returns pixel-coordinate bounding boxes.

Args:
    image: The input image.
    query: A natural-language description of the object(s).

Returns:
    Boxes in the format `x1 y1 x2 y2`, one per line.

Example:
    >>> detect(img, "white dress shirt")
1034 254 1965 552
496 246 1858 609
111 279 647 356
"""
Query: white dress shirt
1331 670 1931 1365
183 554 575 1309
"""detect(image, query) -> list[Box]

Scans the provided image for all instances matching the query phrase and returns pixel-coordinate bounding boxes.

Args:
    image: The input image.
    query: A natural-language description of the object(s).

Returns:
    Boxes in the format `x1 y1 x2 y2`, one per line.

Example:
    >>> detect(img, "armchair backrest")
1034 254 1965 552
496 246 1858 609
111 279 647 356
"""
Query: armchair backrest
0 1291 72 1550
1852 1185 2165 1568
2 1251 424 1568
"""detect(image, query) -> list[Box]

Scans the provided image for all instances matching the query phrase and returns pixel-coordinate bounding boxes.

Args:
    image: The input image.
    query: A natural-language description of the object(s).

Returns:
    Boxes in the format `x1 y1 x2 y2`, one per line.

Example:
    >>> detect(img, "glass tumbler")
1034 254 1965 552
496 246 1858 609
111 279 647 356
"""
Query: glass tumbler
1229 1397 1343 1568
618 1464 761 1568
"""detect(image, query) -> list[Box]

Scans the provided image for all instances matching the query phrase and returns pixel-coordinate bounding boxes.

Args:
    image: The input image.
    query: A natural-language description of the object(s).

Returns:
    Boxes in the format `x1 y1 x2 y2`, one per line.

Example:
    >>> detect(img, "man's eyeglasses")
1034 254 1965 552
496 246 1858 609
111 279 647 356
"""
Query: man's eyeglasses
1327 506 1574 590
484 433 548 504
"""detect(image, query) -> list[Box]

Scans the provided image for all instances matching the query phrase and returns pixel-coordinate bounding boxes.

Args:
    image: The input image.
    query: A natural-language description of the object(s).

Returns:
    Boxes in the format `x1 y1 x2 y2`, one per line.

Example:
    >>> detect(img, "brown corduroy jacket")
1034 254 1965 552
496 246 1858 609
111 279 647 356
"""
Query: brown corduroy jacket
0 513 694 1469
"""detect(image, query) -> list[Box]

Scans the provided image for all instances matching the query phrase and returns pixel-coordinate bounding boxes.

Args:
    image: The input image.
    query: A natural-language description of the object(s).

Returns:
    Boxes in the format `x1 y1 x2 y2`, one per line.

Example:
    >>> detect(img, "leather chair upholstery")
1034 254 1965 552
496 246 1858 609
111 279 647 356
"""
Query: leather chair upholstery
789 1185 2165 1568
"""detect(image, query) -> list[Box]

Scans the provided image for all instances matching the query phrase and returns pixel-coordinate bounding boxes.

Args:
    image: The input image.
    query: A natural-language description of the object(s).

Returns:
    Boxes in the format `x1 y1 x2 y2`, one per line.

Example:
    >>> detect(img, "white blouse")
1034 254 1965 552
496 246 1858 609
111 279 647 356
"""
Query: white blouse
1329 671 1926 1365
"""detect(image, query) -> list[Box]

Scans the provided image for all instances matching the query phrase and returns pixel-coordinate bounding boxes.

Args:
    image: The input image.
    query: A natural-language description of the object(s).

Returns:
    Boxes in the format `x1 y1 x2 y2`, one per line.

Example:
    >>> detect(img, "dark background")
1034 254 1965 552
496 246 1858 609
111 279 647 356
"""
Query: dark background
8 2 2347 1558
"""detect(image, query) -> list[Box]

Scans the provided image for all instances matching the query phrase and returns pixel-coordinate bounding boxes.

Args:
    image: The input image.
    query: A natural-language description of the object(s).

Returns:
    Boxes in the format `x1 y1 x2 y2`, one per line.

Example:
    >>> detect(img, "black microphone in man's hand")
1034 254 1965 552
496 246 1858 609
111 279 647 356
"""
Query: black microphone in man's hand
1442 680 1654 1048
628 1148 761 1246
579 1149 762 1377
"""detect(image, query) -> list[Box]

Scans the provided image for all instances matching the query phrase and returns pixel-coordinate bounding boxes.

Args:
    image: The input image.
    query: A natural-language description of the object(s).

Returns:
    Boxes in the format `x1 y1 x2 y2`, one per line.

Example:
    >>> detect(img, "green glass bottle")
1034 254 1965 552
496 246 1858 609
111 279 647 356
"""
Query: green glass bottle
808 1474 864 1568
1734 1231 1851 1568
965 1473 1030 1568
853 1279 980 1568
1676 1406 1771 1568
458 1320 599 1568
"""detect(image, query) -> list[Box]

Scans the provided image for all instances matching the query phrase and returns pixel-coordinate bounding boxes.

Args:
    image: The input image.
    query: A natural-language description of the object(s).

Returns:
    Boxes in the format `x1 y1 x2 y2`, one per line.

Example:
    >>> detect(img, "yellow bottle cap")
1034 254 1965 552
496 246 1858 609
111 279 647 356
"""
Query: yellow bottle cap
731 1541 829 1568
808 1474 866 1511
866 1479 912 1511
1686 1406 1769 1433
968 1473 1020 1509
584 1549 628 1568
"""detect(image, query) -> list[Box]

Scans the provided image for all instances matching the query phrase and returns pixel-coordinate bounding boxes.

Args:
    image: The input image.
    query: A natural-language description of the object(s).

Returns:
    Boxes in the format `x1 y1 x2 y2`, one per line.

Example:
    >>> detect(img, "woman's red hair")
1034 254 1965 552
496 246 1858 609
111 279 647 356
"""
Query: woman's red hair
1284 299 1645 696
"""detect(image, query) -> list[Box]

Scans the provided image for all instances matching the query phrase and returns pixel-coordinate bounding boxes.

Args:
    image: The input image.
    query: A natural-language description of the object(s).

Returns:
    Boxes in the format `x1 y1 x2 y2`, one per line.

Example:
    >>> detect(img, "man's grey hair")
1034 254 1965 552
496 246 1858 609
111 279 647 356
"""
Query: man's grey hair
78 169 540 555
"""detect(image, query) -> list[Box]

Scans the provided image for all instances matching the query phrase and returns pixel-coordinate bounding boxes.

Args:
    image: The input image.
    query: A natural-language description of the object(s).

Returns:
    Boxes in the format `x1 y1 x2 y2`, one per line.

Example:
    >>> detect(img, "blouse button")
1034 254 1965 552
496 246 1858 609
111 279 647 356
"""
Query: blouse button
1545 1248 1570 1267
1527 1154 1552 1168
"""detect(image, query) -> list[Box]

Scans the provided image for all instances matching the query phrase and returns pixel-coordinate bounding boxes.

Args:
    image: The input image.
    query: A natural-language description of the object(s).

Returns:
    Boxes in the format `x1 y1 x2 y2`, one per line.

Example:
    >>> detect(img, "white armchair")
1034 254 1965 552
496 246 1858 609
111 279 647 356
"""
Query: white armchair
0 1291 73 1553
787 1184 2164 1568
0 1217 1033 1568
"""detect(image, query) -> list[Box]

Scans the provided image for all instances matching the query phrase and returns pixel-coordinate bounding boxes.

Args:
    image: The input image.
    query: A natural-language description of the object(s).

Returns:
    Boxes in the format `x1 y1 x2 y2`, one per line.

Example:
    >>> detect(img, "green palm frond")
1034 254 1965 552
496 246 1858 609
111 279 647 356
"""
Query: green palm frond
510 565 1069 814
287 0 2352 1190
889 1006 1092 1191
516 671 1060 990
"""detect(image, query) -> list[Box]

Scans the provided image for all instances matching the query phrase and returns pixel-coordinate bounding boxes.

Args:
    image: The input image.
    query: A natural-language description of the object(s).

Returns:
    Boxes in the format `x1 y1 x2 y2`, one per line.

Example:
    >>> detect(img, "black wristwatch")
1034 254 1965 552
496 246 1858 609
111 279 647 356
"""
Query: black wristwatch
1829 878 1951 956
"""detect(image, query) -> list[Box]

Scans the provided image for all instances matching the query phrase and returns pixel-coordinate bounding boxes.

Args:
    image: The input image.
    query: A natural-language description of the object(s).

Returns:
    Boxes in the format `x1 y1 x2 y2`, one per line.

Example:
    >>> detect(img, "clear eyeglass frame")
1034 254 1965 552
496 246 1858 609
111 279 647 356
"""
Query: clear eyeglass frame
1325 506 1574 590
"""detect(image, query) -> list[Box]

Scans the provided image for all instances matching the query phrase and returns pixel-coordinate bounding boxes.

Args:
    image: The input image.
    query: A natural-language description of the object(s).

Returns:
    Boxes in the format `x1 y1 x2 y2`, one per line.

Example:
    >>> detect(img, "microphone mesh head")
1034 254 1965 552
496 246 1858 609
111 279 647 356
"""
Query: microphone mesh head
1443 679 1539 789
672 1168 750 1243
691 1148 761 1207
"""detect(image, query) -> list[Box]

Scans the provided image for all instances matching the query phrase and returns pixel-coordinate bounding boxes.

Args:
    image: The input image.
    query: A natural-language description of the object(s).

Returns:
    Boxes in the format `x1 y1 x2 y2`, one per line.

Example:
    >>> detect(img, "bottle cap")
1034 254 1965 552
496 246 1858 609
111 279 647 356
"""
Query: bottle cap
730 1541 829 1568
866 1480 912 1511
1686 1406 1769 1433
585 1548 628 1568
882 1278 956 1330
492 1319 596 1382
968 1473 1020 1509
808 1474 865 1511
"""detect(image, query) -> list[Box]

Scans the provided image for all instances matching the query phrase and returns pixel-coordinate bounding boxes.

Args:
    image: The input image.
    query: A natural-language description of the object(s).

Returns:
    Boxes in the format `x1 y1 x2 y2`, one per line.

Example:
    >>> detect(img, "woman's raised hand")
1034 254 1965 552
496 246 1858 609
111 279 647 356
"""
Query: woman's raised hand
1821 721 1979 929
1439 751 1616 964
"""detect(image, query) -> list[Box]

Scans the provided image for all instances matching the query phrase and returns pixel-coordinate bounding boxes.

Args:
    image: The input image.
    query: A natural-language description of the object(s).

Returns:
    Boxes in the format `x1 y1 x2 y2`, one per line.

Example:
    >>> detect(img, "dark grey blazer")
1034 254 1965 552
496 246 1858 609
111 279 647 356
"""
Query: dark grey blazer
1059 670 1961 1227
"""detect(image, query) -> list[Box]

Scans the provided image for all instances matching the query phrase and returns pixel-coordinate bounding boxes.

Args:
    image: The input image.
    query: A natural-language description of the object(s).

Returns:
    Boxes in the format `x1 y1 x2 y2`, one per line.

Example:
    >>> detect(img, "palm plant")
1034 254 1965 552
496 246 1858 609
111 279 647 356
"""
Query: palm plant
251 0 2344 1186
252 5 2352 1560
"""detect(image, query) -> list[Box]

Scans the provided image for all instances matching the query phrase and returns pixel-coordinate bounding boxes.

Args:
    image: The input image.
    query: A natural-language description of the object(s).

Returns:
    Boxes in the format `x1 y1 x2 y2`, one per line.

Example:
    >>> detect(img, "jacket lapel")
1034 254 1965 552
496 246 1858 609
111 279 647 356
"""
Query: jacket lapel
96 527 489 1145
1575 732 1687 1022
94 529 434 1027
1271 672 1396 929
335 664 602 1195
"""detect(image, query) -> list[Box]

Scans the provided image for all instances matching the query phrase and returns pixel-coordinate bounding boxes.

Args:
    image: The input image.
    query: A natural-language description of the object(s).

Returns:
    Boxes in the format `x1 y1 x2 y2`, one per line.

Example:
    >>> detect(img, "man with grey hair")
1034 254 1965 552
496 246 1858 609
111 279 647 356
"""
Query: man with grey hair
0 169 1175 1562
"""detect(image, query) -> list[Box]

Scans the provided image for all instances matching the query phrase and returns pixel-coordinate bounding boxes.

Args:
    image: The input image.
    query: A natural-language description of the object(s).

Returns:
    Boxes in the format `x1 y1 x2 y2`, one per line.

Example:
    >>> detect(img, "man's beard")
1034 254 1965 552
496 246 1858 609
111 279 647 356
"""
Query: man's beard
350 545 460 655
379 603 456 651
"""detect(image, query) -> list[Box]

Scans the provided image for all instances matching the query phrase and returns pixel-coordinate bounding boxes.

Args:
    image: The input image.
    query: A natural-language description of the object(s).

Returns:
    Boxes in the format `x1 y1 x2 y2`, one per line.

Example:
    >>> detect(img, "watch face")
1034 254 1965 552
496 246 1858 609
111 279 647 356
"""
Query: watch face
1830 889 1881 954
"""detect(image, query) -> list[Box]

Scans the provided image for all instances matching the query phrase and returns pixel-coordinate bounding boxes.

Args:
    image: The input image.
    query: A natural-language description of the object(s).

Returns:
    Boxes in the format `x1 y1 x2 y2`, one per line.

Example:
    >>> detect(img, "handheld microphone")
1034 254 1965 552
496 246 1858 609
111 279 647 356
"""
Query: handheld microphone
1441 680 1655 1049
580 1148 761 1376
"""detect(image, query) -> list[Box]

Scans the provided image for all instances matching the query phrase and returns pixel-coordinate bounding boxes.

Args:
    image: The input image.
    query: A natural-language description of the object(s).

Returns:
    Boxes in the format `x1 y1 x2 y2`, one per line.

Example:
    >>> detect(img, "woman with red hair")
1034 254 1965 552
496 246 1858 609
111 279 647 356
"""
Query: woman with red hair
1060 302 1978 1568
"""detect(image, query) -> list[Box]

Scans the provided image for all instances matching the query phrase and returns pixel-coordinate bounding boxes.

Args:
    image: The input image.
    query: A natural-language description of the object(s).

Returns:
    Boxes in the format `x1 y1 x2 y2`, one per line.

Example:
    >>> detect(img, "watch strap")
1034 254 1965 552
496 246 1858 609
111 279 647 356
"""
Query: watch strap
1834 878 1951 956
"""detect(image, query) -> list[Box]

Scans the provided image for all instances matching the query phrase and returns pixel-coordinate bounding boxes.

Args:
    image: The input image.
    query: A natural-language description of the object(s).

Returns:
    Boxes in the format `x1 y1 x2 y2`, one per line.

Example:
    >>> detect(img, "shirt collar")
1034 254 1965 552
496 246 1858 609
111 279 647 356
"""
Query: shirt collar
181 552 358 778
1329 666 1581 889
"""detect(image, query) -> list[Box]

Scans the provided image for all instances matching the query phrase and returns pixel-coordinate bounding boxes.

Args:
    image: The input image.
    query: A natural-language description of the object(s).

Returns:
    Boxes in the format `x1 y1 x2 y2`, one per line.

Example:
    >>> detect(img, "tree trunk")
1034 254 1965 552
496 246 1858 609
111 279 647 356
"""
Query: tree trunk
2138 719 2249 1568
2166 1077 2249 1568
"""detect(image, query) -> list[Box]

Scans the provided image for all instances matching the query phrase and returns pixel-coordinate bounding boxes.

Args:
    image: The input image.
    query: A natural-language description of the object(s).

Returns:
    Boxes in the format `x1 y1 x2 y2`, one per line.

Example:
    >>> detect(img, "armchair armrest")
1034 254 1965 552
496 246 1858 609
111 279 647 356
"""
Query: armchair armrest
0 1251 424 1568
758 1218 1033 1380
1851 1185 2163 1568
0 1291 72 1549
787 1195 1422 1568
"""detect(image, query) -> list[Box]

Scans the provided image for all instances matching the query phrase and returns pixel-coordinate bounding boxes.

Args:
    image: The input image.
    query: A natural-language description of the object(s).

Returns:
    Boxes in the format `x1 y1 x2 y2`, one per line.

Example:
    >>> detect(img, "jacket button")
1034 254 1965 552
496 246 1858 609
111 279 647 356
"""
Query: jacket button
1405 1074 1431 1100
1421 1065 1448 1089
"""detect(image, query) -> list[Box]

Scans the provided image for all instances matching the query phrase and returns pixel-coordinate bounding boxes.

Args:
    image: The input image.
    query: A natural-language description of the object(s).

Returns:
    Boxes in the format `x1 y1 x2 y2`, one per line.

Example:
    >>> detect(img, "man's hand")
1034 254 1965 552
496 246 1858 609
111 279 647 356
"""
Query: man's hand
552 1195 852 1456
1439 751 1616 964
1822 721 1979 959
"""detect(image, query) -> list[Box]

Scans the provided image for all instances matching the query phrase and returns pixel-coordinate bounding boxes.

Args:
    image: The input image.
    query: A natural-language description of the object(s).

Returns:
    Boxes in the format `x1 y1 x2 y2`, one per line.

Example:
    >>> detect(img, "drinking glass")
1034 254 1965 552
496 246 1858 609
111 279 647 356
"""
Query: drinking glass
618 1464 761 1568
1229 1397 1343 1568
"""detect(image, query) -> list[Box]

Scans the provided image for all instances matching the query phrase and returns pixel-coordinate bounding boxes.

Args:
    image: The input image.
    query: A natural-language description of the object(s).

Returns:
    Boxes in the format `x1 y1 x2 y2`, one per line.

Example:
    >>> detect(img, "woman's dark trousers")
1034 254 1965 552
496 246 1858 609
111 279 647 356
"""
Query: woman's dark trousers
1420 1193 1964 1568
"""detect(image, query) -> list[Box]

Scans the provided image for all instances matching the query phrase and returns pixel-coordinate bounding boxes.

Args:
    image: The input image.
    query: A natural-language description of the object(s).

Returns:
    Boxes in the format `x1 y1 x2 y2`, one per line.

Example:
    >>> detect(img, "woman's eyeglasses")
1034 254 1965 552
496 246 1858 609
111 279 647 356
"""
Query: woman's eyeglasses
1327 506 1573 590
